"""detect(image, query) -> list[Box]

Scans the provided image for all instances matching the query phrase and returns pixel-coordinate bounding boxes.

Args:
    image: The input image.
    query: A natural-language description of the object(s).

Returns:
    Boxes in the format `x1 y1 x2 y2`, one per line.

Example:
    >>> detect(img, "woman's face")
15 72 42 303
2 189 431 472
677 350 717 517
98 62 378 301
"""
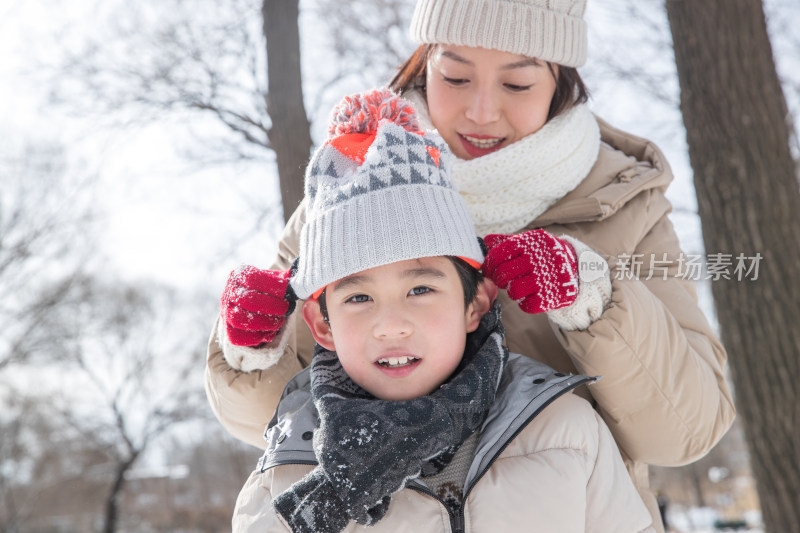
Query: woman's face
425 45 558 160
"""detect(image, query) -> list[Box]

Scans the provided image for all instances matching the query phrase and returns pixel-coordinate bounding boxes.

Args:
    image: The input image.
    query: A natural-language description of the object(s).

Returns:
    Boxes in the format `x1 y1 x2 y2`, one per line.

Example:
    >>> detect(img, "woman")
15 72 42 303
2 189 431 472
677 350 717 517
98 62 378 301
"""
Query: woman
208 1 735 530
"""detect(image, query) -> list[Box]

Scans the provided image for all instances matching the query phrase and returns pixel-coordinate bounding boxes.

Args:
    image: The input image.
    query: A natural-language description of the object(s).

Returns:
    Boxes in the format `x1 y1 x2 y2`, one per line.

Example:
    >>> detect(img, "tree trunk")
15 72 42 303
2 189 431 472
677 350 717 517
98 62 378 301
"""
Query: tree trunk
263 0 313 222
103 453 139 533
666 1 800 530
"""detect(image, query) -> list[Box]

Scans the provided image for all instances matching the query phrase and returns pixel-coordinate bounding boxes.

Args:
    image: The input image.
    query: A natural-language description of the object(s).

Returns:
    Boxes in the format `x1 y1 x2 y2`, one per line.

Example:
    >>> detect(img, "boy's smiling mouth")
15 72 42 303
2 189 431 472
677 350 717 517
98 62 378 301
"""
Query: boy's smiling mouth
376 356 420 368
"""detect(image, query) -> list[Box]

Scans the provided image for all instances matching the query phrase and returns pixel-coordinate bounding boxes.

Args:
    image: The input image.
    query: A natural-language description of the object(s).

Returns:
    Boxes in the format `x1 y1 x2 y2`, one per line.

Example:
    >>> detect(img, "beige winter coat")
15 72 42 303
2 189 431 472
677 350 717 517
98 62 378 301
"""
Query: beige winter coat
206 118 736 531
232 354 655 532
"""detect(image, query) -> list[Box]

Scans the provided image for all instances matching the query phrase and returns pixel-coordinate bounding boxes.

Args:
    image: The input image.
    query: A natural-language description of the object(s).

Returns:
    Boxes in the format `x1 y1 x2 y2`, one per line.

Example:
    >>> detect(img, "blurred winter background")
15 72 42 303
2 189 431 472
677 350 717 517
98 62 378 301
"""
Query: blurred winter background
1 0 798 531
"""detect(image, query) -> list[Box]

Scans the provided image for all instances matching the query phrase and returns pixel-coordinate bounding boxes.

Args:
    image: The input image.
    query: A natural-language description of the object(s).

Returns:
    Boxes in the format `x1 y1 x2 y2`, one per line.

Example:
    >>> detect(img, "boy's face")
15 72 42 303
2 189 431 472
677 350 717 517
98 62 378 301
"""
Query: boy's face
303 257 488 401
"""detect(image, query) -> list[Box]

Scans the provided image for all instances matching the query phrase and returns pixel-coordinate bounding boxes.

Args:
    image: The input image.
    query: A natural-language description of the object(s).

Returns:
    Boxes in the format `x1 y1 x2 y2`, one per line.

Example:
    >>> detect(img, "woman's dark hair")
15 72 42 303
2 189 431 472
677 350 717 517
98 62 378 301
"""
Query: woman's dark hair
389 44 589 122
389 44 434 95
317 256 483 323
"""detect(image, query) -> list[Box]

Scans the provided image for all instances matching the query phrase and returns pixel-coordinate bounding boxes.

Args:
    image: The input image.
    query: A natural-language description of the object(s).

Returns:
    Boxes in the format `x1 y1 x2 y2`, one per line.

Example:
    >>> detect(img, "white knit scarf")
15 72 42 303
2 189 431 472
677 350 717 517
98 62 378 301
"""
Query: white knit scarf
406 91 601 235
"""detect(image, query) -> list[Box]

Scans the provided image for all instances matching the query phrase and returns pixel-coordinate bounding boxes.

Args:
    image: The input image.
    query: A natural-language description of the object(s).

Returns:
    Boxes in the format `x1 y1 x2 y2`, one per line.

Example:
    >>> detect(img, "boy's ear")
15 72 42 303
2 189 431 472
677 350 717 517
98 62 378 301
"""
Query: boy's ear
302 299 336 351
465 278 498 333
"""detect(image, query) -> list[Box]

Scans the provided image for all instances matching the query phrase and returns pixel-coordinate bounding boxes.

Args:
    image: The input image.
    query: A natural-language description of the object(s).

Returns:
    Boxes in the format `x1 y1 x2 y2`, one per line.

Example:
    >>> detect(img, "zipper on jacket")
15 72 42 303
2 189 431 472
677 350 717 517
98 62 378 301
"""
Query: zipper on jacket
451 507 465 533
405 375 595 532
407 483 465 533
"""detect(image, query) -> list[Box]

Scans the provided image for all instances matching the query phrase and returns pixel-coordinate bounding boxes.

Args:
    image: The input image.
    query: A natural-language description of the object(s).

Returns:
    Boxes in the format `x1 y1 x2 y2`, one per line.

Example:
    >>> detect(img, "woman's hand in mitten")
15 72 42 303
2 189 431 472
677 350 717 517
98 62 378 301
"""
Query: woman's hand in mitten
220 265 296 346
482 230 579 314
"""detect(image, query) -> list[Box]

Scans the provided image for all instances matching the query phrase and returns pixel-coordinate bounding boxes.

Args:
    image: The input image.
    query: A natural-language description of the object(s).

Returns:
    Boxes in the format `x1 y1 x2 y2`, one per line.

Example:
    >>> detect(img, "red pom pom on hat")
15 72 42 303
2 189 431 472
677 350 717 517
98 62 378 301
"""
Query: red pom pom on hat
327 88 421 163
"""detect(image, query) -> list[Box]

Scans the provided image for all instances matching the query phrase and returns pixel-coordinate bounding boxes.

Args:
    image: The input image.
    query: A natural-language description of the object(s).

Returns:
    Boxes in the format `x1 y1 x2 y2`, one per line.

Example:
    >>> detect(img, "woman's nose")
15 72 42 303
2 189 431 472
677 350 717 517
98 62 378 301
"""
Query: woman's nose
464 87 501 125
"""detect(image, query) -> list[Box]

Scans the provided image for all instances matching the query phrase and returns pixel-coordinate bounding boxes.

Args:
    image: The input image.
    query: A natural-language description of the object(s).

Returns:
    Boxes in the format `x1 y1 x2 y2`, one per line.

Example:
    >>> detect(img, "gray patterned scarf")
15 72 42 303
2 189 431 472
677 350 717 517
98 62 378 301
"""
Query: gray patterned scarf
273 303 508 533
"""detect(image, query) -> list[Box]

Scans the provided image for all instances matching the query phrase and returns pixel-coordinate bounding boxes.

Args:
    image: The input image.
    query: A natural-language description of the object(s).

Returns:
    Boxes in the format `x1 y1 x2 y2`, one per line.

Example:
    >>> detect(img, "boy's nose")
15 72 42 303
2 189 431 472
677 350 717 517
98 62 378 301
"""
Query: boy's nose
464 87 501 125
373 307 412 338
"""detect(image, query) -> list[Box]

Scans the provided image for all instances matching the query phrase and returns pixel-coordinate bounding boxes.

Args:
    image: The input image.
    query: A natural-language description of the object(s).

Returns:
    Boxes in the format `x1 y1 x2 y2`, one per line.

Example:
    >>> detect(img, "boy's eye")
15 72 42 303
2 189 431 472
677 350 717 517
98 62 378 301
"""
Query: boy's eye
408 286 432 296
345 294 372 304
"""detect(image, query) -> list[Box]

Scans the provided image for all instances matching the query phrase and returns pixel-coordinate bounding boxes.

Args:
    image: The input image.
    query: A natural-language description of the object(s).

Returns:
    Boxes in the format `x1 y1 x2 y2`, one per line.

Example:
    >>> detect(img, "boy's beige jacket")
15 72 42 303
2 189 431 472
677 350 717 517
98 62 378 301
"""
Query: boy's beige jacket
206 119 736 531
232 357 655 532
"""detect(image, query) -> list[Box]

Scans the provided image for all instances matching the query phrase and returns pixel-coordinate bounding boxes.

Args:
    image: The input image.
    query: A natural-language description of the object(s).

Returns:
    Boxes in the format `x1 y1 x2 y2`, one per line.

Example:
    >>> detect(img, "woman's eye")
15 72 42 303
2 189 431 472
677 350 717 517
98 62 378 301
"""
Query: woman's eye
504 83 533 92
409 286 432 296
443 76 468 86
345 294 371 304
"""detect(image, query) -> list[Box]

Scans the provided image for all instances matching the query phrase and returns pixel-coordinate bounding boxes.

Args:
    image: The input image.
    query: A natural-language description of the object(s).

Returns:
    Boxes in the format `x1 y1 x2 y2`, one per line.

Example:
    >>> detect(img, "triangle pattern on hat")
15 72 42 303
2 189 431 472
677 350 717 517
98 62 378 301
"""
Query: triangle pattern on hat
369 173 388 191
409 166 429 185
311 119 457 210
390 168 409 186
325 160 338 179
333 189 350 204
407 148 426 164
388 149 408 165
309 157 323 177
348 183 369 198
405 132 423 145
384 130 404 147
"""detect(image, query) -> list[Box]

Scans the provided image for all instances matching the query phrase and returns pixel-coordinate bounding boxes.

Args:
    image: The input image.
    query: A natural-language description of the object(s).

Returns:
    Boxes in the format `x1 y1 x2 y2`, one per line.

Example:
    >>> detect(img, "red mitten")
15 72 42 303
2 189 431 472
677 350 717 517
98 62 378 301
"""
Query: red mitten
220 265 295 346
483 230 579 314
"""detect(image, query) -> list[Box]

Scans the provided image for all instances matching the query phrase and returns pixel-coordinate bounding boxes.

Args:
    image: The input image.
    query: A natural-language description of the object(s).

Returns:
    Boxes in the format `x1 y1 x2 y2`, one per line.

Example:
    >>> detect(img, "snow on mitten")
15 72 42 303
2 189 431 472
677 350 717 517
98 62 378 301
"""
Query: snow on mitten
220 265 296 346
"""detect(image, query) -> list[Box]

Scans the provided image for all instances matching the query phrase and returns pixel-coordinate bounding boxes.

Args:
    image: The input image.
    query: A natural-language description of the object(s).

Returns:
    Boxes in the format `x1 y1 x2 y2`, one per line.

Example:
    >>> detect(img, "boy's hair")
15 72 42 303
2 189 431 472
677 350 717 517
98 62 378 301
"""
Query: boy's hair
450 256 484 307
389 44 589 122
318 256 483 324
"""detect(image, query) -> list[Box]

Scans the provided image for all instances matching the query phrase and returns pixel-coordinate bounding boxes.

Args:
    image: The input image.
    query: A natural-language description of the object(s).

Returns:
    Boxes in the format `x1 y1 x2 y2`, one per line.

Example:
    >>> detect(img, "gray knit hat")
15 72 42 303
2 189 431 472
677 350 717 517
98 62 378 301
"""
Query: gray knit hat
410 0 588 67
290 88 484 300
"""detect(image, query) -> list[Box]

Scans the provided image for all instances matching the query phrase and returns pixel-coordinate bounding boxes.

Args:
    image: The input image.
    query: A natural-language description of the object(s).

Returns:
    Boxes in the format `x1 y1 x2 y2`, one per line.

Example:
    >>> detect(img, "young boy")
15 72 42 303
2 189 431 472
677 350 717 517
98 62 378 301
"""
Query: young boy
232 89 654 533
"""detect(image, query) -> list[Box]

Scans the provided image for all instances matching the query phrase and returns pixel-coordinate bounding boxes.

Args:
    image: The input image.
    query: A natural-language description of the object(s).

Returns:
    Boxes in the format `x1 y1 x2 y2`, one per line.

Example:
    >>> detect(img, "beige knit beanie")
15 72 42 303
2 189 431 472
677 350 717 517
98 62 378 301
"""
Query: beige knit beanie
410 0 588 67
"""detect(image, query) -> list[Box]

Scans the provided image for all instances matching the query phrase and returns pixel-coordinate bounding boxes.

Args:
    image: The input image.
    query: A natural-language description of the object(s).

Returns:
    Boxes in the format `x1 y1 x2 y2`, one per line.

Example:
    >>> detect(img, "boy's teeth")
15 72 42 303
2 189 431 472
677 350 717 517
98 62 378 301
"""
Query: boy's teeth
378 356 417 367
463 135 503 149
